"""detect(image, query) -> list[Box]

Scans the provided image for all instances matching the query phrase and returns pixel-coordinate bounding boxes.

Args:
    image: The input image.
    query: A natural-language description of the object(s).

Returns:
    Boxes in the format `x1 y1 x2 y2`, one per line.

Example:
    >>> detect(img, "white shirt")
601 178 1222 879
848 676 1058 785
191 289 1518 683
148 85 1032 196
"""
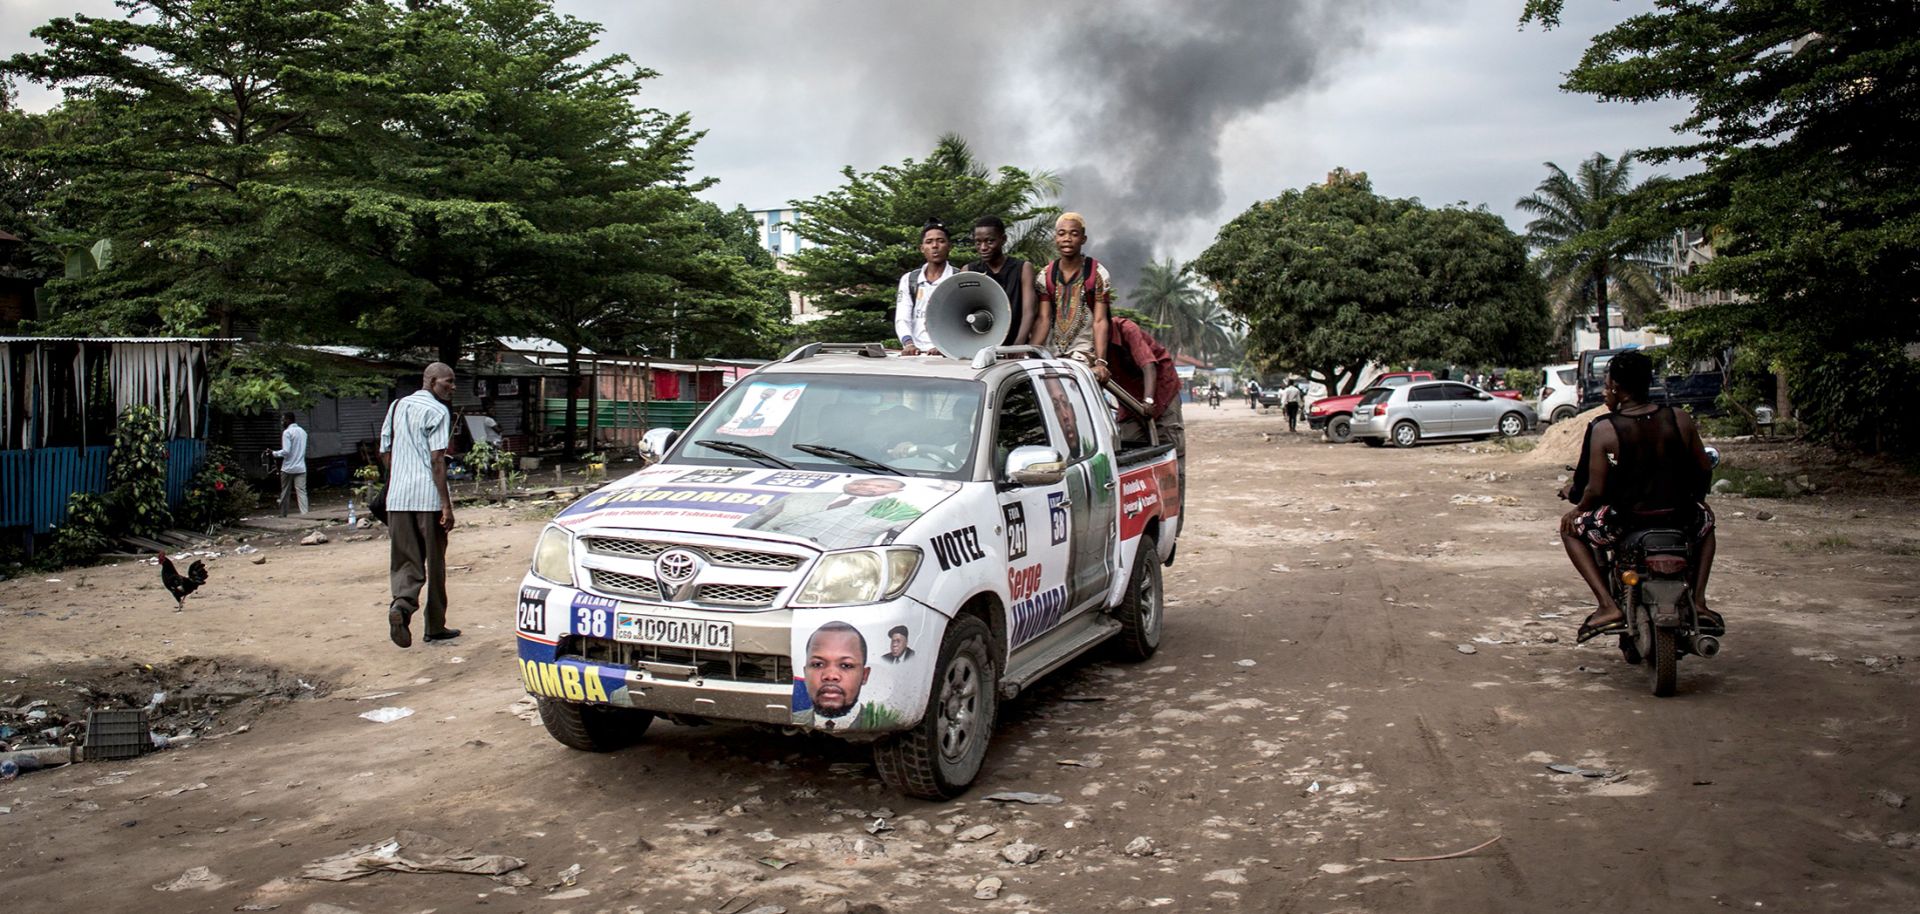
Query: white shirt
273 424 308 475
379 391 451 512
894 262 963 350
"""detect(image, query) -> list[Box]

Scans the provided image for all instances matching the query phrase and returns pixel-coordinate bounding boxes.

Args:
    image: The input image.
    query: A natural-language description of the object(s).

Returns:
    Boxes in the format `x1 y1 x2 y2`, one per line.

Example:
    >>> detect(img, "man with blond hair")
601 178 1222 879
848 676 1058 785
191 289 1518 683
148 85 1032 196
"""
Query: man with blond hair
1037 213 1112 377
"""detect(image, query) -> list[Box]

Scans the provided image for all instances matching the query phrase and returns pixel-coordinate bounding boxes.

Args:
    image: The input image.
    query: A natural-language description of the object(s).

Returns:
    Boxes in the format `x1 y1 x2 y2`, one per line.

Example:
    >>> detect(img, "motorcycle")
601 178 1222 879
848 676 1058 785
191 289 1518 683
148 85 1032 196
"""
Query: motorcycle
1575 447 1723 697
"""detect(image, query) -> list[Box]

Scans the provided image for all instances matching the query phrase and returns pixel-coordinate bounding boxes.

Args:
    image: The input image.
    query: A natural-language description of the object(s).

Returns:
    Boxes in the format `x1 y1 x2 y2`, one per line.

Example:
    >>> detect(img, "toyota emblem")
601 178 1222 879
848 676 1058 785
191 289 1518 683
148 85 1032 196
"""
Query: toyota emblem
656 549 699 584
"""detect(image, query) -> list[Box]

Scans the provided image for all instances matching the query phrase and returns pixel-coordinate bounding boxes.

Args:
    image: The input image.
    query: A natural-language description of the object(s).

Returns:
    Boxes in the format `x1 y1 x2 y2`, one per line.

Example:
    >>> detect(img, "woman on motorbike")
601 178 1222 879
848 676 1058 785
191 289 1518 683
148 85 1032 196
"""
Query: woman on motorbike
1559 350 1723 643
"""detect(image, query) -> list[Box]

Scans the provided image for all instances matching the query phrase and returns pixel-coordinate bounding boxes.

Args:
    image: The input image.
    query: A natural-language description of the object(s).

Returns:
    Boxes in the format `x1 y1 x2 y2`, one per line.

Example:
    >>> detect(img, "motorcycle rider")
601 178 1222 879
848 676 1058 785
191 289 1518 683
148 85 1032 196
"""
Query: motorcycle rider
1559 350 1722 643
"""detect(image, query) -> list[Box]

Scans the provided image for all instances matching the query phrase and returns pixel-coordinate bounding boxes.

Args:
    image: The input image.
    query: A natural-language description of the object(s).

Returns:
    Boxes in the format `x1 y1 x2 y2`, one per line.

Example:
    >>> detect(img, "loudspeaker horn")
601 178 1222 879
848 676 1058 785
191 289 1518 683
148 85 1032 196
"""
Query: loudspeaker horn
924 273 1012 360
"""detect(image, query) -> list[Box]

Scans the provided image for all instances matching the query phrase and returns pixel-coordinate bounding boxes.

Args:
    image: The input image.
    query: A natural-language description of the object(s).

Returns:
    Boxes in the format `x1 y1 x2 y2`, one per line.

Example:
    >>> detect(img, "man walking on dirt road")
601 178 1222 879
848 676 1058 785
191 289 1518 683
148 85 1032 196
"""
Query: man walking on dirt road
1283 383 1302 433
380 362 459 648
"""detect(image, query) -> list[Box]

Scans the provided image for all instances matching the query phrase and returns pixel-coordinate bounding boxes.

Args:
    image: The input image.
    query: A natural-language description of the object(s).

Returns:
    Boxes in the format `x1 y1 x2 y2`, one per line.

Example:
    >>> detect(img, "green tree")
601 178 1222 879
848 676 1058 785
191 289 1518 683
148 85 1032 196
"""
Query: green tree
1130 259 1242 365
1194 172 1550 395
787 134 1059 343
4 0 367 337
1515 152 1668 351
1523 1 1920 450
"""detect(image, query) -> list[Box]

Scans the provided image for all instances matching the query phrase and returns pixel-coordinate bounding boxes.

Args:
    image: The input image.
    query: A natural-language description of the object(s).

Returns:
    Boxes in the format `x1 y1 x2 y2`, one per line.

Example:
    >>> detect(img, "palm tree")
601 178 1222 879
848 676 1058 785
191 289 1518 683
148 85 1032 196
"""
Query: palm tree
928 132 1062 263
1516 152 1668 351
1130 259 1242 364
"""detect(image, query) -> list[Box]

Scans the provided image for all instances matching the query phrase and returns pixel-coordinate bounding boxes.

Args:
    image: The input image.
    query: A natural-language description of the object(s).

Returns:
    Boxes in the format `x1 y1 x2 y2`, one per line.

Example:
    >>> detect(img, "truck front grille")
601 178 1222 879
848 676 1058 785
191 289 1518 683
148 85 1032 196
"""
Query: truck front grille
591 569 660 600
695 583 783 607
557 636 793 685
583 537 800 570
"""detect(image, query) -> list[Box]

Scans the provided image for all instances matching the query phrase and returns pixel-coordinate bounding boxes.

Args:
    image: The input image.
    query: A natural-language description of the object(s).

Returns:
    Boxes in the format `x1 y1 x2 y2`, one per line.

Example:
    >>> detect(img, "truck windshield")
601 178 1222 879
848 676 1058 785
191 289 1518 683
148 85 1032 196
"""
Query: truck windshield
669 374 986 481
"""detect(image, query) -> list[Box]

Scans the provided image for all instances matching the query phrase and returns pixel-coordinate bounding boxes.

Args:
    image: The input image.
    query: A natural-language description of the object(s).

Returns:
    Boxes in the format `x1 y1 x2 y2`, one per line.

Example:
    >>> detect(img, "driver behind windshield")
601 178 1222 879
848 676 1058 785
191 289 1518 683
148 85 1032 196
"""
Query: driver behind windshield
1559 350 1722 644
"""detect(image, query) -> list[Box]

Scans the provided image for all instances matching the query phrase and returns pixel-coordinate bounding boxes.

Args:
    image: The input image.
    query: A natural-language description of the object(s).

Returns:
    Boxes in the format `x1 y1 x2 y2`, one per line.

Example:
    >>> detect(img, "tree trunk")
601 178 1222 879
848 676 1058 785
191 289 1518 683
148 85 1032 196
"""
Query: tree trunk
437 336 461 368
586 356 600 457
563 346 580 459
1593 266 1612 351
1776 367 1793 422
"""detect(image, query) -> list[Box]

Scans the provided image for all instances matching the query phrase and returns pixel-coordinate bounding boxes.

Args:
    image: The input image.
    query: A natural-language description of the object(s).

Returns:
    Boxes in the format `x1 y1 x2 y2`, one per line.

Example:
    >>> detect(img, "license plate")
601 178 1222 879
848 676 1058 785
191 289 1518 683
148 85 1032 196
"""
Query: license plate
614 612 734 650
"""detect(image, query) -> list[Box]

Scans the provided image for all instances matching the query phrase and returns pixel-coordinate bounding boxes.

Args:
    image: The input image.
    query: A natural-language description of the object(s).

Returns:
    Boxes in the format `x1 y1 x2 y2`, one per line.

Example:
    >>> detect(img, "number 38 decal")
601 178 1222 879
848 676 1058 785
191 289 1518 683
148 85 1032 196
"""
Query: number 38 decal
570 593 616 639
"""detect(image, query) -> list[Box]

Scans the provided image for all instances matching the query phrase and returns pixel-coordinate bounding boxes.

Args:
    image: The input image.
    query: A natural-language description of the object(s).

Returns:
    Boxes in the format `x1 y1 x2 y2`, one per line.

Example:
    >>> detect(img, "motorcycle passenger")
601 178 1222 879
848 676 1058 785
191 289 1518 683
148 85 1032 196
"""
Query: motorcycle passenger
1559 349 1722 643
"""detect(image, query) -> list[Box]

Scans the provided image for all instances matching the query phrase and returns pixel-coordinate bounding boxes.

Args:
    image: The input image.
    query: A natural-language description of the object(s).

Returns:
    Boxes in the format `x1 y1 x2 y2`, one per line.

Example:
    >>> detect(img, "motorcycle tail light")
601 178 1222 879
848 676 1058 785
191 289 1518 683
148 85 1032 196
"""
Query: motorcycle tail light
1645 555 1689 576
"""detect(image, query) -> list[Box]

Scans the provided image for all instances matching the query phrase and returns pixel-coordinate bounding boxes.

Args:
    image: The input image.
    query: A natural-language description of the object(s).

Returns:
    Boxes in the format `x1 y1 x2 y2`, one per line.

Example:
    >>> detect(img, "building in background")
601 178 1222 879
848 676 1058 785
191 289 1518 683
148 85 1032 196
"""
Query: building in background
746 207 824 325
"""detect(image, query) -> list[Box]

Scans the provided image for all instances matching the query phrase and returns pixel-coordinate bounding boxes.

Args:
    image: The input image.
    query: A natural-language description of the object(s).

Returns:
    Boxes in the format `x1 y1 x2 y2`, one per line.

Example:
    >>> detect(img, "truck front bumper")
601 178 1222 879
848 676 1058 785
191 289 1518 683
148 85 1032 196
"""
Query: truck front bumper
1307 415 1330 430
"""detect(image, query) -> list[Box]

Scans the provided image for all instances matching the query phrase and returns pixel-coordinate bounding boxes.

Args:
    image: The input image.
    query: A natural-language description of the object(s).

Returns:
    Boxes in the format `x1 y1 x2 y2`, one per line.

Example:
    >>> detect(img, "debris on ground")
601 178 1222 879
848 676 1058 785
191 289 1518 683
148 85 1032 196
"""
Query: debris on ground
984 791 1063 805
1383 835 1503 862
357 707 414 724
1125 836 1157 857
152 866 228 892
1874 788 1908 809
0 658 324 754
1547 763 1612 778
1000 842 1045 865
300 531 329 546
301 830 527 882
974 876 1003 899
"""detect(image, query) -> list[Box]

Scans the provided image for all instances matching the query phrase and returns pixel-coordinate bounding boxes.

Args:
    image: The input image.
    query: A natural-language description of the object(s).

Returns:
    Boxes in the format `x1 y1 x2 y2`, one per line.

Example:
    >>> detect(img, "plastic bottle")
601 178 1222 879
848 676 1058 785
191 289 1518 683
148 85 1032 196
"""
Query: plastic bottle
347 498 358 527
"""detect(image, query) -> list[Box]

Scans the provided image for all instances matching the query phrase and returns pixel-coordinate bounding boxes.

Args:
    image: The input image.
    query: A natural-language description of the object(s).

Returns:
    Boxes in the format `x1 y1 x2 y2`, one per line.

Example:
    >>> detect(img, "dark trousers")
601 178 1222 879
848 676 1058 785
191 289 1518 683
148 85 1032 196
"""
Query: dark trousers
389 510 448 632
1284 403 1300 432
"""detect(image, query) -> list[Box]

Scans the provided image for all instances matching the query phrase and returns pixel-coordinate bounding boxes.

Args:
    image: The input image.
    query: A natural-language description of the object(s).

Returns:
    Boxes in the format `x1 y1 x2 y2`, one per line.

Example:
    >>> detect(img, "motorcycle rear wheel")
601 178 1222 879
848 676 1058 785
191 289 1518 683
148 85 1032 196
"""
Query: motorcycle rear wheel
1648 626 1678 697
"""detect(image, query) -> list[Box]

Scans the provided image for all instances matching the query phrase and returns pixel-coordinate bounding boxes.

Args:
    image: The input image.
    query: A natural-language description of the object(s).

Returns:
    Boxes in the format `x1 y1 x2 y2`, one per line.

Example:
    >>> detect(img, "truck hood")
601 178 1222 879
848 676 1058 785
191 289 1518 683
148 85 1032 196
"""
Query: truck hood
553 463 963 552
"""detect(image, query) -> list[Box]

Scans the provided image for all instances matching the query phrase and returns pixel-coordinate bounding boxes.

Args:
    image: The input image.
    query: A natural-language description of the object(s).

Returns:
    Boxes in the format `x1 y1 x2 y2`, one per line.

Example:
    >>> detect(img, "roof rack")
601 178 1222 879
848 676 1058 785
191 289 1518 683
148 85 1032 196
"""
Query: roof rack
780 342 892 362
969 345 1057 370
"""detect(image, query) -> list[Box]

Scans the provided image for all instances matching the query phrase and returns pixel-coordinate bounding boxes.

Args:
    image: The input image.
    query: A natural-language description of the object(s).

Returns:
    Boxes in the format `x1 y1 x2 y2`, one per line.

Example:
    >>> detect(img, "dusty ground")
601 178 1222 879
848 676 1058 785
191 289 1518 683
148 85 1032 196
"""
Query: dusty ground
3 405 1918 914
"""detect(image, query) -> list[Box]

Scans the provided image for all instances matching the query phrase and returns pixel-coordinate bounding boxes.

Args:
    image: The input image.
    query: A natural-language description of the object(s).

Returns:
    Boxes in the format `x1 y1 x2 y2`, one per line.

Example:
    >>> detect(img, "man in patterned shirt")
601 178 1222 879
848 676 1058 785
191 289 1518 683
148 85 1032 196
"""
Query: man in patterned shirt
379 362 458 648
1037 212 1111 373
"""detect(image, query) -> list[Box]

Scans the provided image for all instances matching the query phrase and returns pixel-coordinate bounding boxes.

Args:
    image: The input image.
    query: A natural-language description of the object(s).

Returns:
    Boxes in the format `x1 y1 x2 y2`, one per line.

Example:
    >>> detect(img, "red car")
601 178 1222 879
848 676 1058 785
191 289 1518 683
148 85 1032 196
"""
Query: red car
1307 371 1521 442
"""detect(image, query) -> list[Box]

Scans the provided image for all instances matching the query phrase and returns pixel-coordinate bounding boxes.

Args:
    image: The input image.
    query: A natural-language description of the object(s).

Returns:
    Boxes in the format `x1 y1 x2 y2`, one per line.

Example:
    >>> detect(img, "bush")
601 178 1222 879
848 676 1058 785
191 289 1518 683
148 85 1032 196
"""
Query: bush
44 492 112 568
108 405 170 536
1711 462 1790 498
179 446 255 530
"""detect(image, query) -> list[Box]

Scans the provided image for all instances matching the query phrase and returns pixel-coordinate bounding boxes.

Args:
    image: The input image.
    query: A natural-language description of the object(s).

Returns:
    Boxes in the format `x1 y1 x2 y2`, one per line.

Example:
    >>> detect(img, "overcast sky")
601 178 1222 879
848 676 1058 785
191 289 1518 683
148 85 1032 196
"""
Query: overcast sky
4 0 1695 283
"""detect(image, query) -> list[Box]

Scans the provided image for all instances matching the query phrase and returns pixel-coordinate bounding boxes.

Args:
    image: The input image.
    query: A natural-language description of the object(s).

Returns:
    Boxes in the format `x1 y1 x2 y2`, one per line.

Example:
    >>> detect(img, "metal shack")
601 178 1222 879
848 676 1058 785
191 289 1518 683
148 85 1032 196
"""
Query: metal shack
0 337 225 547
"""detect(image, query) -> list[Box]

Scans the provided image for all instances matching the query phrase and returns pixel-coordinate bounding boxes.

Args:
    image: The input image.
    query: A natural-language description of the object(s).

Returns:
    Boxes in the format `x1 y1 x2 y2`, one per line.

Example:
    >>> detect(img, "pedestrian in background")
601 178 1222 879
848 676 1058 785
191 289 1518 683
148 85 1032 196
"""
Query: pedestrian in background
380 362 459 648
1246 379 1261 410
267 412 309 516
1283 383 1303 433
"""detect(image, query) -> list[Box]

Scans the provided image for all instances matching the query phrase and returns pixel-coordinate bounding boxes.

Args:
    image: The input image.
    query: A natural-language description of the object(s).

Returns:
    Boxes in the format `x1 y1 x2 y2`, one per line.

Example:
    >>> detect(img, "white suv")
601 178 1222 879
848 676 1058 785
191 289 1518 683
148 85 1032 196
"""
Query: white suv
1537 362 1580 424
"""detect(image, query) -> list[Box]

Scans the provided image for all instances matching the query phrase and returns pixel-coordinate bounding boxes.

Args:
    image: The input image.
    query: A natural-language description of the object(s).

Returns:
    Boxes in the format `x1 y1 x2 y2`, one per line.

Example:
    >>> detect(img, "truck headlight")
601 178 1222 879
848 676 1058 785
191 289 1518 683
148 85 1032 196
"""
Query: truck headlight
532 526 574 586
793 548 922 607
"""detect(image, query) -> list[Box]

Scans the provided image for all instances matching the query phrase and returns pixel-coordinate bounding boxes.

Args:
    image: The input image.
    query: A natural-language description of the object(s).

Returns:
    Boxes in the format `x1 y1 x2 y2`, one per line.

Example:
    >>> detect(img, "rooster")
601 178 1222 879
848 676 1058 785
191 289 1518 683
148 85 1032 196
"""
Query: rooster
158 553 208 612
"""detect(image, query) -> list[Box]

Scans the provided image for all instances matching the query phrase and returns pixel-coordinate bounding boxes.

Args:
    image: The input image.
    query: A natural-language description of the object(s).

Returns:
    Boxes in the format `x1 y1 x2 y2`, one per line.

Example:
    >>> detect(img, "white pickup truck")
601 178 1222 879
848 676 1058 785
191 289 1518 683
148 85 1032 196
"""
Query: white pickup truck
513 343 1184 798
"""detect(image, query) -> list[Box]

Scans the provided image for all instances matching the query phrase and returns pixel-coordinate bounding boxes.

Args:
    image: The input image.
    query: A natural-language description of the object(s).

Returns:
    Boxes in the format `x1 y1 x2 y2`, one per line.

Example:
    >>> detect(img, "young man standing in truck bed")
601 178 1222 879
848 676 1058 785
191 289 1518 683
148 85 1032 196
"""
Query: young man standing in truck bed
1038 213 1110 372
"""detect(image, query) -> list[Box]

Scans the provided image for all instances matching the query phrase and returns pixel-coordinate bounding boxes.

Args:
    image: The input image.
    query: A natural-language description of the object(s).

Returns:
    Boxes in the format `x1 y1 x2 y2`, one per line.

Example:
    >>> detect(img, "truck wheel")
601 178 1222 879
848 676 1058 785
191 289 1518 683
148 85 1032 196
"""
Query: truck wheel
537 697 653 752
1551 406 1577 423
1498 412 1527 438
1327 416 1354 443
1112 534 1163 661
1392 421 1420 448
874 615 996 800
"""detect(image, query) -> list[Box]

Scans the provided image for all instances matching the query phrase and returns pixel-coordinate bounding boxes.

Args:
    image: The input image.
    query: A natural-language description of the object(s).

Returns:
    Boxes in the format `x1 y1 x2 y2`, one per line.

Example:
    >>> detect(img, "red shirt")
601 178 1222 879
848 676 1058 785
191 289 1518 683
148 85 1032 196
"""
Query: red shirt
1108 318 1179 420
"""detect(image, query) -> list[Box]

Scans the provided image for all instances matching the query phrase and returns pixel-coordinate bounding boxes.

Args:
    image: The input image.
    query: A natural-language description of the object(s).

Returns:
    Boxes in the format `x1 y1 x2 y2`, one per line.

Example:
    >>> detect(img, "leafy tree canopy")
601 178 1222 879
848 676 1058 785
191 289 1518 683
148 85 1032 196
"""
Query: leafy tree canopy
1194 172 1551 395
786 134 1058 343
1523 0 1920 450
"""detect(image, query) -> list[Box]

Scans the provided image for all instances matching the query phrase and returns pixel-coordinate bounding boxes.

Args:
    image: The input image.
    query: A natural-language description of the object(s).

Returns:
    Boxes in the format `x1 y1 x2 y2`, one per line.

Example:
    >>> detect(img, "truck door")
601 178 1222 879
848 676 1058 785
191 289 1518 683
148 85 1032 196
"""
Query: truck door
1032 368 1118 616
993 375 1074 650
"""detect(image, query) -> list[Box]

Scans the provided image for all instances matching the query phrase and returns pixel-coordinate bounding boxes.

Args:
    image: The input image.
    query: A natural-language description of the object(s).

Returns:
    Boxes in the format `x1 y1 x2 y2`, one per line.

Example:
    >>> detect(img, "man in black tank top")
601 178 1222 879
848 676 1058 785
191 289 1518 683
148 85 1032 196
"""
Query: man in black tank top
966 216 1037 348
1559 350 1722 642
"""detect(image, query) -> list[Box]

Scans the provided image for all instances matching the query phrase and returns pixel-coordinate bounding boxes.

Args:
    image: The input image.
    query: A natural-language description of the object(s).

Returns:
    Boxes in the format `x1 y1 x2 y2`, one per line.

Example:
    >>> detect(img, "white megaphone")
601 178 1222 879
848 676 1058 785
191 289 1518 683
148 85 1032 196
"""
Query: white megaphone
924 273 1013 360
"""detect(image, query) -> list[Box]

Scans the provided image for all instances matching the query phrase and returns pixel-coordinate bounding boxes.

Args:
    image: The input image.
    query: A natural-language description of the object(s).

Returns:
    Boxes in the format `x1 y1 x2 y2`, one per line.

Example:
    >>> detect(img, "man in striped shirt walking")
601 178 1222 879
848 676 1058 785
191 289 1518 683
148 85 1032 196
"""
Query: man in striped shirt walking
380 362 459 648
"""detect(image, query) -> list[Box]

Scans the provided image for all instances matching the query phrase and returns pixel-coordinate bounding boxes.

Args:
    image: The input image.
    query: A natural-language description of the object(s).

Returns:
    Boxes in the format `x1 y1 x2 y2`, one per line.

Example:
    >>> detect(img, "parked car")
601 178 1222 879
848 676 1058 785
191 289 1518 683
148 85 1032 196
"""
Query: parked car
1308 371 1522 443
1352 381 1537 448
1537 362 1580 423
1576 347 1727 415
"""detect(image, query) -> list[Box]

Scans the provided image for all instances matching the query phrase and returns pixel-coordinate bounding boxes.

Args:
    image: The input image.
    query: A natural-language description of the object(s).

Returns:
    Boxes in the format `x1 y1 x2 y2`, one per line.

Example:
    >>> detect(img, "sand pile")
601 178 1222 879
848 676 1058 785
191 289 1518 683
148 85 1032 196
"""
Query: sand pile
1518 405 1608 468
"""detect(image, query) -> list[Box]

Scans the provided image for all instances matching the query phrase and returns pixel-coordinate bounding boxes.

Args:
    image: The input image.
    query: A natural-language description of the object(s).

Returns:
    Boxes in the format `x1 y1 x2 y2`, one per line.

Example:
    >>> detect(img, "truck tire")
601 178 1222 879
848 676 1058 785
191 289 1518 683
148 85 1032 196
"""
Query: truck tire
874 615 996 800
1551 405 1577 423
1327 416 1354 443
1112 534 1163 661
537 697 653 752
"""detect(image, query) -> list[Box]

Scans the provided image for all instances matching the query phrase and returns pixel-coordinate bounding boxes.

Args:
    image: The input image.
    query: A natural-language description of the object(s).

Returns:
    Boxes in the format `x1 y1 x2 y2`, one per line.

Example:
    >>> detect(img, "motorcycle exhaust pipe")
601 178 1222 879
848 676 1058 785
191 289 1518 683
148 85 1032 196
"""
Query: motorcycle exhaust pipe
1694 634 1721 658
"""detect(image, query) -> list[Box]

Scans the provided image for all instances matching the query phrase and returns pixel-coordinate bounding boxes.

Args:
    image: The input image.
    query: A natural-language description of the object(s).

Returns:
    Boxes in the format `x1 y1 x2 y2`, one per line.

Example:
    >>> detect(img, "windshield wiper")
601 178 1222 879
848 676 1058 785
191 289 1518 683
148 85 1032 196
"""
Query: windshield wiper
792 443 904 476
693 439 795 469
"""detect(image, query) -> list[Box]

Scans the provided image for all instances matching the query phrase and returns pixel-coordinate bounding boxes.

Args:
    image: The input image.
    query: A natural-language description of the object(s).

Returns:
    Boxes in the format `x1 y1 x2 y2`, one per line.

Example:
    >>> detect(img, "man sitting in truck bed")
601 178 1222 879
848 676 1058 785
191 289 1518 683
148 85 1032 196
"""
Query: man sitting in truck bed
1107 316 1184 464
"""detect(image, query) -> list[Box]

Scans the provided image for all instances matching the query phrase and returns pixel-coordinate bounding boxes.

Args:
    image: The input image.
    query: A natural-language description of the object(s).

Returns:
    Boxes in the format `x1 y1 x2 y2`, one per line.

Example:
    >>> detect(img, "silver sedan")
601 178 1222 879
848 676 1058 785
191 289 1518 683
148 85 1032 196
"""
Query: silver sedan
1351 381 1537 448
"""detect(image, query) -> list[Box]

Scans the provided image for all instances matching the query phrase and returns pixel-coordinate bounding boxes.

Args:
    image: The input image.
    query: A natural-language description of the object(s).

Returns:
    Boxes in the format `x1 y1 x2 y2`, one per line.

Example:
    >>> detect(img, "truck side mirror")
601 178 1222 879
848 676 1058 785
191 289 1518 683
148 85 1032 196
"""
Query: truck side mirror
640 427 679 460
1005 446 1066 486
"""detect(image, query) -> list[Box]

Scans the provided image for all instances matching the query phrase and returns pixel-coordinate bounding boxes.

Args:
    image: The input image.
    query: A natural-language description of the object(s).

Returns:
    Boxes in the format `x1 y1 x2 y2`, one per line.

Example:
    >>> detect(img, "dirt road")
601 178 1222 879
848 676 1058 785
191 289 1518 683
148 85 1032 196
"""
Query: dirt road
4 407 1918 913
